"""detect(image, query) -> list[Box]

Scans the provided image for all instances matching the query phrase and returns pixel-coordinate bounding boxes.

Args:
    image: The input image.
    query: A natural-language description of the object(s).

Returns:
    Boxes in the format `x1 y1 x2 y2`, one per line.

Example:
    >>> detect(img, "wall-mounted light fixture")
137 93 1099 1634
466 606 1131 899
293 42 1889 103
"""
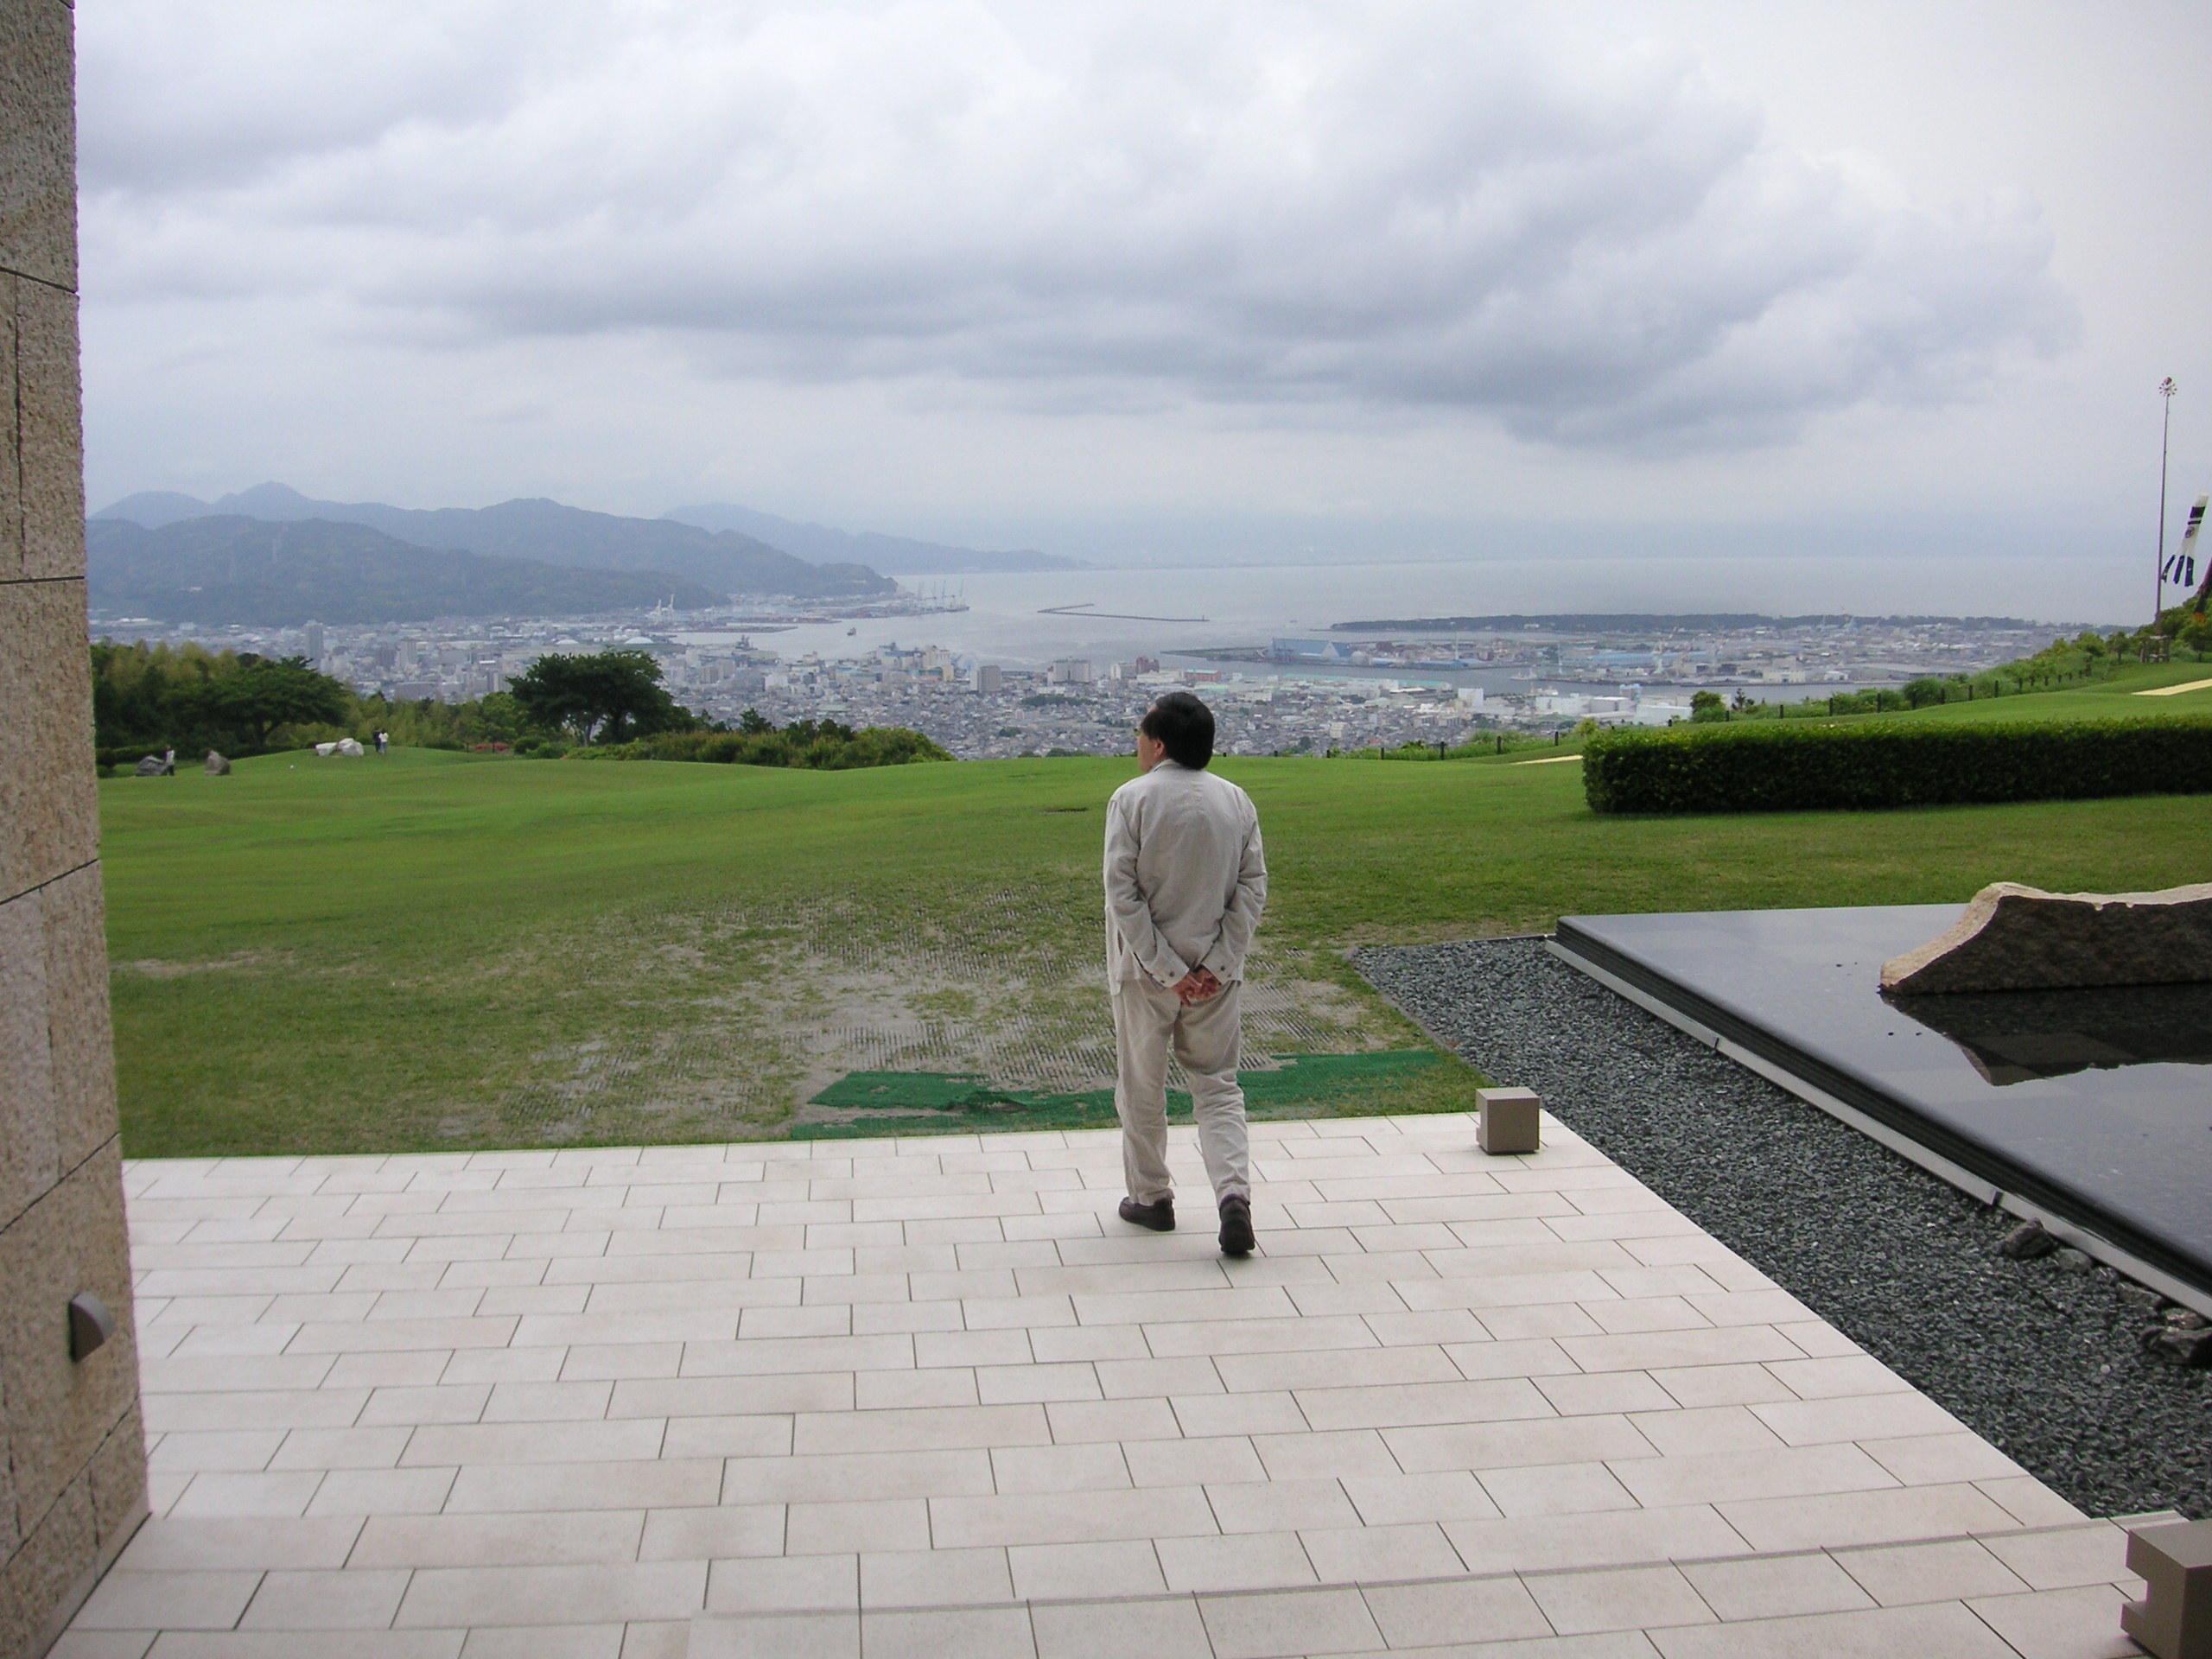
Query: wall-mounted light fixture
68 1293 115 1362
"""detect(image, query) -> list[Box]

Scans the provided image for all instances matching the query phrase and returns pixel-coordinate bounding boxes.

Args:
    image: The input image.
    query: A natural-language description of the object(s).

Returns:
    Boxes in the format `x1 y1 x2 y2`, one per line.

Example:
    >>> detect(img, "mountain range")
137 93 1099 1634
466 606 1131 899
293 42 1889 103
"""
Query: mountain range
86 516 731 627
660 502 1084 574
92 484 893 601
95 483 1077 588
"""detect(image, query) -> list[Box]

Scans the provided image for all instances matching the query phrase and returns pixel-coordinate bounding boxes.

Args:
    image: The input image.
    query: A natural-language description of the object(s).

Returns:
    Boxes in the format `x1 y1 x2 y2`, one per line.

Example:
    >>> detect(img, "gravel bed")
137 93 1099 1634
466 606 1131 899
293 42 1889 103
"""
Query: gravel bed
1355 937 2210 1522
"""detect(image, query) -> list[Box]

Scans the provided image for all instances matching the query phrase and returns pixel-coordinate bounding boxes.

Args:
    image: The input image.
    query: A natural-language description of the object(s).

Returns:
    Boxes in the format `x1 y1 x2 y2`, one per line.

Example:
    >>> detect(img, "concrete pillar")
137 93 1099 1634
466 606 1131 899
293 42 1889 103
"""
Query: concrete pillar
1 3 151 1655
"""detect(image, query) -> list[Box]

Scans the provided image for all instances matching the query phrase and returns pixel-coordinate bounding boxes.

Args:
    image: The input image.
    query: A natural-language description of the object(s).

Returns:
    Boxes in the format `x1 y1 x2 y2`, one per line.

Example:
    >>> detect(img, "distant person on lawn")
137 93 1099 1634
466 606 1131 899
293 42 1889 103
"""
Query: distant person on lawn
1104 691 1268 1255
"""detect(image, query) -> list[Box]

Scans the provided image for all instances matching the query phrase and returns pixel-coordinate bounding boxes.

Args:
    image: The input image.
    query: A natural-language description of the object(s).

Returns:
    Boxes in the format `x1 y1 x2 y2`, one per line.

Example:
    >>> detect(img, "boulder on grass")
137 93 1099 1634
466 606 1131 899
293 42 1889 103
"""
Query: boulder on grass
335 737 365 757
204 752 231 775
1881 880 2212 994
132 754 171 777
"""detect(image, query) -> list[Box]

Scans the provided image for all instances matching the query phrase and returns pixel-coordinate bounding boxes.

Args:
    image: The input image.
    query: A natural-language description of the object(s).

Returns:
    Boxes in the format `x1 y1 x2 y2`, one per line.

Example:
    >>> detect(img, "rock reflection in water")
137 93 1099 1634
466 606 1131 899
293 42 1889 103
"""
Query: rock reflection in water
1885 983 2212 1086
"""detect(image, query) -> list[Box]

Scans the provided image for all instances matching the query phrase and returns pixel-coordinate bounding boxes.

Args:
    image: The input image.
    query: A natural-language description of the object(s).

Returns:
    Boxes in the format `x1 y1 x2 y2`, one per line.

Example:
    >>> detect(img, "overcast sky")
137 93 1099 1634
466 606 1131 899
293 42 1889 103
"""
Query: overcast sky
76 0 2212 578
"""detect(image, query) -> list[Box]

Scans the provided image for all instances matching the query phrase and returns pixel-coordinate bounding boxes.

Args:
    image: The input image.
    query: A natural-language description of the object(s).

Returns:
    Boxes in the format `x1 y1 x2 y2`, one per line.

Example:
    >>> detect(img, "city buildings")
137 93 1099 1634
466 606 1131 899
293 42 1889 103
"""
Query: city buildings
85 609 2069 760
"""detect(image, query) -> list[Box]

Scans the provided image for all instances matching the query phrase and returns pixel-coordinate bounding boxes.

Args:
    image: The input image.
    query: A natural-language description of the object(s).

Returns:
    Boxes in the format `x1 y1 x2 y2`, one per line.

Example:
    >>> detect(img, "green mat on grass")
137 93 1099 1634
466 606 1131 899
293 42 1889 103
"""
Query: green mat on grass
794 1050 1449 1139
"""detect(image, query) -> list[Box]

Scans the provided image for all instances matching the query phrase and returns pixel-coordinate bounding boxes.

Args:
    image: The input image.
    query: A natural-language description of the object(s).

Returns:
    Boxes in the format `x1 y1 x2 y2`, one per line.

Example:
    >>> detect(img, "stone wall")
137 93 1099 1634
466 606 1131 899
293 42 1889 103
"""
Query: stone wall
1 3 149 1656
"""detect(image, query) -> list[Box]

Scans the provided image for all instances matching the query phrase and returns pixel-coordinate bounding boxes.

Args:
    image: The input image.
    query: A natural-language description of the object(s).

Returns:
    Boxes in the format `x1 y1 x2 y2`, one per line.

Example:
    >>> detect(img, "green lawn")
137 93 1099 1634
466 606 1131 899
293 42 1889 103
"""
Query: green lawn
1774 658 2212 724
101 671 2212 1156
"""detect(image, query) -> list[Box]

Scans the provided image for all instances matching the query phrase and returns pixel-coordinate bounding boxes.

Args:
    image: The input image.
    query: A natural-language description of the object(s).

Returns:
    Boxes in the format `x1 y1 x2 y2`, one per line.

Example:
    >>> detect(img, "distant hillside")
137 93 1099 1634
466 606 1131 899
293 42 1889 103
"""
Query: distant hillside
662 501 1084 575
94 484 894 599
1329 613 2055 633
86 516 726 626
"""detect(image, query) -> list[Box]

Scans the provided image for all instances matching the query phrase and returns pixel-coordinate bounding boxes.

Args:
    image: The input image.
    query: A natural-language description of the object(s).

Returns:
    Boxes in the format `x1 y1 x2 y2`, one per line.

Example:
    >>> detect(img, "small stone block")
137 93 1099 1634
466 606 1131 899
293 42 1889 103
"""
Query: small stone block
2122 1519 2212 1659
1477 1087 1541 1155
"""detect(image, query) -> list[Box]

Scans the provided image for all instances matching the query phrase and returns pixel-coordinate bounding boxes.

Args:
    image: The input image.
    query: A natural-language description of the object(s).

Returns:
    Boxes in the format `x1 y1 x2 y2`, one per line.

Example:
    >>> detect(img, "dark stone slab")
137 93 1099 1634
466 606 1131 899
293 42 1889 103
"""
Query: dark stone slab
1554 905 2212 1299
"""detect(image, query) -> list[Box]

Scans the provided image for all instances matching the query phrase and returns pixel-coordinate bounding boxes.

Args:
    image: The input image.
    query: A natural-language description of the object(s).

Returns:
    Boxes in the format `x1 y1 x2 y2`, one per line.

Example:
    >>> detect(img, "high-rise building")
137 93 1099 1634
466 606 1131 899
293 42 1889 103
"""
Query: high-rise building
304 620 325 661
969 664 1003 694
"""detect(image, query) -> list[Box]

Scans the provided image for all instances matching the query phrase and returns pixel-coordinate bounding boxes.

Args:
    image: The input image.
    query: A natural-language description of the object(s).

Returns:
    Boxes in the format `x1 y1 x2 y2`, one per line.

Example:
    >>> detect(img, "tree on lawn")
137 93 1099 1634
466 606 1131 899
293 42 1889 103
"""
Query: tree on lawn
510 649 687 743
187 655 350 748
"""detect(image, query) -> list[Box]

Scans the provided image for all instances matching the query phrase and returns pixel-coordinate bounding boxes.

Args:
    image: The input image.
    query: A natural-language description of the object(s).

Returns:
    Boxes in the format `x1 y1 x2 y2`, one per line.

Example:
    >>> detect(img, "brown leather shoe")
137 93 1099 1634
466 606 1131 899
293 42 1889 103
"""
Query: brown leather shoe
1217 1194 1255 1256
1119 1196 1175 1232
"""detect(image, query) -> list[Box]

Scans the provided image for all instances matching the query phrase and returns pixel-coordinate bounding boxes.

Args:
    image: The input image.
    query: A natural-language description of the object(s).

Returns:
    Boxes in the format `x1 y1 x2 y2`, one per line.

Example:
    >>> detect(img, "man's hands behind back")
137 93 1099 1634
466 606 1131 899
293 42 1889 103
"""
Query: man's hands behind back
1172 968 1223 1006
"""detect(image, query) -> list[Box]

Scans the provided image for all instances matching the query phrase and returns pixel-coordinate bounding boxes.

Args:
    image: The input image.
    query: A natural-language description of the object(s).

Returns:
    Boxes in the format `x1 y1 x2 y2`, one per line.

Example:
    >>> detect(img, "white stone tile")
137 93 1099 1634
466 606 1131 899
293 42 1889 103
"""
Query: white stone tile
448 1459 721 1514
1834 1537 2030 1606
787 1498 931 1554
399 1419 666 1466
1762 1356 1911 1400
1718 1482 2020 1553
350 1510 646 1567
791 1402 1049 1454
859 1547 1014 1608
1480 1462 1641 1518
1966 1583 2138 1659
1748 1392 1963 1446
306 1467 459 1516
1340 1469 1499 1526
860 1607 1036 1659
169 1472 327 1518
1031 1596 1208 1659
395 1562 706 1627
1680 1552 1874 1621
931 1486 1217 1549
1210 1478 1361 1535
1860 1433 2024 1487
1198 1585 1381 1657
1007 1540 1168 1602
1046 1397 1183 1444
1525 1565 1716 1635
990 1441 1132 1494
637 1504 785 1561
73 1571 264 1630
1158 1532 1316 1594
1978 1523 2132 1590
1299 1521 1466 1584
1977 1476 2088 1529
1644 1599 2018 1657
148 1431 285 1474
721 1449 994 1504
1445 1505 1753 1576
1361 1575 1553 1649
239 1568 412 1630
1386 1414 1656 1475
1608 1443 1897 1509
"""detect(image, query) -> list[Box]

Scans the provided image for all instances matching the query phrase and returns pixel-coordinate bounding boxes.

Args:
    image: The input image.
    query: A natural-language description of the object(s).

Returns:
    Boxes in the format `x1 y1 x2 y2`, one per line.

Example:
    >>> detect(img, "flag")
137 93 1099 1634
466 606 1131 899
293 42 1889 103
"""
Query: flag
2178 493 2209 601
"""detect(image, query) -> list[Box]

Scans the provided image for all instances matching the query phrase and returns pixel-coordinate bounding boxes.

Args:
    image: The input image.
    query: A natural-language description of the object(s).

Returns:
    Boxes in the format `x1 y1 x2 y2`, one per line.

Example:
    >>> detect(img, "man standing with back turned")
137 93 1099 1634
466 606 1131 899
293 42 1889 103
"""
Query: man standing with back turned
1105 692 1268 1255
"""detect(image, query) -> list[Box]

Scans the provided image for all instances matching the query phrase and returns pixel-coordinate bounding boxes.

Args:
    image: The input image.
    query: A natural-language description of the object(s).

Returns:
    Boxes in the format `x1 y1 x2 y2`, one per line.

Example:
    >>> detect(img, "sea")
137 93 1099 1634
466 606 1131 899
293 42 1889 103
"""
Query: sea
690 551 2134 673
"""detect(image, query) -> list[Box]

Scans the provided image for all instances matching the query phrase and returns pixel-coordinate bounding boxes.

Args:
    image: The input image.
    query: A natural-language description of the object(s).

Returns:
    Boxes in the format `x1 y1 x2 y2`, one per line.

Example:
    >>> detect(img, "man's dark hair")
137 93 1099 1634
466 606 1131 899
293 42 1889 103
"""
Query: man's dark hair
1141 691 1215 769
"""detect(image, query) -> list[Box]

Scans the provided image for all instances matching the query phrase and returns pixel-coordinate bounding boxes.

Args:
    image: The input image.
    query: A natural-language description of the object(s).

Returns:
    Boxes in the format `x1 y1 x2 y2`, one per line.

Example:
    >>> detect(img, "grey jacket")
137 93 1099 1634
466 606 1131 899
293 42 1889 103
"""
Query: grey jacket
1103 760 1268 988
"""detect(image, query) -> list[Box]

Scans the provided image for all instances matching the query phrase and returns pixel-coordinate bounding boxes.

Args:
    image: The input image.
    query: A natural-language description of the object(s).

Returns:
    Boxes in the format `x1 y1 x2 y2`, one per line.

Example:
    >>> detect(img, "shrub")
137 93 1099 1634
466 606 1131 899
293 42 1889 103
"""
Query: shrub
1582 716 2212 815
570 721 951 771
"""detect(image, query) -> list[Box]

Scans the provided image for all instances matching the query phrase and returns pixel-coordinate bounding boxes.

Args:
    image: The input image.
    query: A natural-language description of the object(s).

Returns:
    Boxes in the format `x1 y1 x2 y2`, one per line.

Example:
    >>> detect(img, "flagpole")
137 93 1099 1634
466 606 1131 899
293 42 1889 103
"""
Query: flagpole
2156 377 2177 622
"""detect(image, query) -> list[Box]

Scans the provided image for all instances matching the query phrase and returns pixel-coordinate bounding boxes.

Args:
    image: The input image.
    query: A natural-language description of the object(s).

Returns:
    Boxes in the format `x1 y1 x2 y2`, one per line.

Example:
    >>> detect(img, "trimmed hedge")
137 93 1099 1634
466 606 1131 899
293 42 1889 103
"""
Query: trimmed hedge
1581 715 2212 815
569 724 952 771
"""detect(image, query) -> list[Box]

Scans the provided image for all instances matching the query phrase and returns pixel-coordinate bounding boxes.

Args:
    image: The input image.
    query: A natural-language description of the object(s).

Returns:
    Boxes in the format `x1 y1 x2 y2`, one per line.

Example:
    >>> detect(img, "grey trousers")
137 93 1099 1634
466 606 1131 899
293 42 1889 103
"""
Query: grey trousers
1111 977 1249 1208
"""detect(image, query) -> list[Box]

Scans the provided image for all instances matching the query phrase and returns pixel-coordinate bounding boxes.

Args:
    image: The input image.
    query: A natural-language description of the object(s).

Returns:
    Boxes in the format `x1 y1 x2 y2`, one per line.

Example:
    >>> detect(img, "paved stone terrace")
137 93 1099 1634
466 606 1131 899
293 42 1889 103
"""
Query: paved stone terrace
67 1114 2156 1657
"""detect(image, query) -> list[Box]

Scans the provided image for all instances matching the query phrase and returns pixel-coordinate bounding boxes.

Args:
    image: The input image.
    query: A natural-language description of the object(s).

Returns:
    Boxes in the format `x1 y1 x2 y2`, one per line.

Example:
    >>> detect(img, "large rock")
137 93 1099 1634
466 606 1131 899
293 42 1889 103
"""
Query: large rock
130 754 169 777
1881 880 2212 994
202 752 230 775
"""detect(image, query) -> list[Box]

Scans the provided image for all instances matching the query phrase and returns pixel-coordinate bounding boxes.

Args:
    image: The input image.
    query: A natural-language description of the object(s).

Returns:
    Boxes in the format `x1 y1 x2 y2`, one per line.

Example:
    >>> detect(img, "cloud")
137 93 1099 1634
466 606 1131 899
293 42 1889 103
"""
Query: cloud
79 0 2076 451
